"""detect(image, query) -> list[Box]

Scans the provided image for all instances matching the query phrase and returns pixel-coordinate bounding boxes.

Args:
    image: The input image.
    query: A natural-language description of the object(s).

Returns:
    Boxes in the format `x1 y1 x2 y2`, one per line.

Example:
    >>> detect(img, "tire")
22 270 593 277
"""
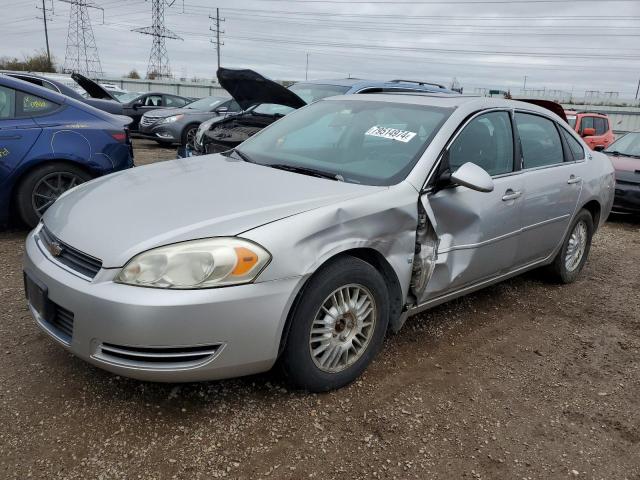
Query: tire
281 256 389 392
15 162 91 228
181 124 199 148
548 209 594 284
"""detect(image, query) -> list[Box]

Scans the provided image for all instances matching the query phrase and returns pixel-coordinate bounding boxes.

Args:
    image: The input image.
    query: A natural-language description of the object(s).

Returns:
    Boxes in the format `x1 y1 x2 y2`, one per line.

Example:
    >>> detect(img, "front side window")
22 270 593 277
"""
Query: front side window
580 116 594 135
237 99 452 186
449 111 514 176
0 86 16 119
19 93 58 116
515 112 563 169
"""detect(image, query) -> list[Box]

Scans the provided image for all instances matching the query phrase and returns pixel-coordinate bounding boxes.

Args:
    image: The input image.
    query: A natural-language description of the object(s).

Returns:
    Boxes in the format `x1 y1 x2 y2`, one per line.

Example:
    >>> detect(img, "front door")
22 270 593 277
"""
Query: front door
418 110 524 302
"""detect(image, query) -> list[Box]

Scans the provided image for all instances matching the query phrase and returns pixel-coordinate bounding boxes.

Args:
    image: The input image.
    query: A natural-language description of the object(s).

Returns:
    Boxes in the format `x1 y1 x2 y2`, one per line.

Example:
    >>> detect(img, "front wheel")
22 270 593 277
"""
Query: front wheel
15 163 91 228
281 257 389 392
548 209 594 283
181 124 199 148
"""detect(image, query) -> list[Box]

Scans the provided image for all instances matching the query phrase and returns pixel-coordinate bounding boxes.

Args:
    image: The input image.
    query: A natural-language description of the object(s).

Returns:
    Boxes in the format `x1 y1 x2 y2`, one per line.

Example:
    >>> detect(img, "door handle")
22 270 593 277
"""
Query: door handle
502 189 522 201
567 175 582 185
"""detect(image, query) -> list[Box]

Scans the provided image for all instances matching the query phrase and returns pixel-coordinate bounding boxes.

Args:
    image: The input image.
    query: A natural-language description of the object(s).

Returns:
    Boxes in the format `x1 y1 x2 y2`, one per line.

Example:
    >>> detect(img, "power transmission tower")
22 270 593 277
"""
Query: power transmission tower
209 8 224 69
134 0 182 79
36 0 53 69
61 0 104 78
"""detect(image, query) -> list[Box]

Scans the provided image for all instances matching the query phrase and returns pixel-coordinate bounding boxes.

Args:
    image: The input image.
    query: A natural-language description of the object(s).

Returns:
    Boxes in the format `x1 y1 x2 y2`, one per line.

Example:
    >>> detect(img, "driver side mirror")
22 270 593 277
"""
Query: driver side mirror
215 106 229 114
582 127 596 137
450 162 494 193
132 100 143 110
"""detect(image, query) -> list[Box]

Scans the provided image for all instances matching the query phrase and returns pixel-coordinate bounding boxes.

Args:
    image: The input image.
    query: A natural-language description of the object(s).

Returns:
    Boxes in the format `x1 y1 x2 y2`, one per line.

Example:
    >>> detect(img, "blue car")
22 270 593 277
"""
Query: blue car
0 75 134 227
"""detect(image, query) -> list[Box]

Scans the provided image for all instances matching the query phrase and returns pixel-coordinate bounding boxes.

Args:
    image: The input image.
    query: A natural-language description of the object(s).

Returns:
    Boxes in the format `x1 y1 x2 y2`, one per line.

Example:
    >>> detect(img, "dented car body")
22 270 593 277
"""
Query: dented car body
24 94 614 390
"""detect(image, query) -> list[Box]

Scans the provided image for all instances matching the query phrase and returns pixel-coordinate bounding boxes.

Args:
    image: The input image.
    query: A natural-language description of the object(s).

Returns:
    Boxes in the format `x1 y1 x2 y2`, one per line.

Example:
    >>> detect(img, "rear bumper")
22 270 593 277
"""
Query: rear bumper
24 227 303 382
613 181 640 214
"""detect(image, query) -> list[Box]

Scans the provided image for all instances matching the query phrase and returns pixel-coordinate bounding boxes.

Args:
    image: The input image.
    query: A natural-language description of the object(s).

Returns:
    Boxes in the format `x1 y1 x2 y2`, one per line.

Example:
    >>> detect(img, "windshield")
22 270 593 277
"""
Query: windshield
117 92 143 103
605 132 640 157
185 96 224 111
237 99 452 186
566 115 577 129
252 83 351 116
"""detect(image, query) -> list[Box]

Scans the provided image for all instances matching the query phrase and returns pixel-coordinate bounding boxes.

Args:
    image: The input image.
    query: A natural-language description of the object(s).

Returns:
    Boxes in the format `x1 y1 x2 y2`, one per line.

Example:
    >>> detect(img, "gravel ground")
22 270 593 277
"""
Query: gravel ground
1 140 639 479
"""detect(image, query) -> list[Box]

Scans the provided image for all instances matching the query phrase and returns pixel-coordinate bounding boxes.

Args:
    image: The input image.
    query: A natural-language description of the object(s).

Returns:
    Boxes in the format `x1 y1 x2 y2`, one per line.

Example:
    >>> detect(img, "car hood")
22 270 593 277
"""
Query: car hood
144 107 201 118
43 154 380 268
217 67 306 111
71 72 116 101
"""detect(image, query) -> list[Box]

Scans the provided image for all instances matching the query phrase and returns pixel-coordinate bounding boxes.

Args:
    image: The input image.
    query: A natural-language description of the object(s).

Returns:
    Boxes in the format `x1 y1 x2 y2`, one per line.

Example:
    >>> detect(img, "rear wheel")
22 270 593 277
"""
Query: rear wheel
281 257 389 392
548 209 594 283
15 163 91 228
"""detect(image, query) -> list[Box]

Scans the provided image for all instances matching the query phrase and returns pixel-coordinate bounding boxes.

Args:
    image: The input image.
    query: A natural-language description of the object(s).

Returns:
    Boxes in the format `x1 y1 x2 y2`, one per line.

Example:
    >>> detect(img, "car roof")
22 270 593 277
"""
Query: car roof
323 92 567 119
296 78 452 93
0 73 69 104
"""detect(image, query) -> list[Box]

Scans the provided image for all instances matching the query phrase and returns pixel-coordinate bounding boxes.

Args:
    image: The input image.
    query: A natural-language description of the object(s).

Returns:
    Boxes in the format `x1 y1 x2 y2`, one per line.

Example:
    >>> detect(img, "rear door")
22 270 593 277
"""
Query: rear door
0 85 42 176
419 110 524 301
513 112 583 266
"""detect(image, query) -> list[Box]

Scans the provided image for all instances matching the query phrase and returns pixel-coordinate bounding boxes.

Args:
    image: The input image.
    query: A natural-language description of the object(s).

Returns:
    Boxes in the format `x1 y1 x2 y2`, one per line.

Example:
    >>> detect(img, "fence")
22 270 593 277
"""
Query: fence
97 77 228 98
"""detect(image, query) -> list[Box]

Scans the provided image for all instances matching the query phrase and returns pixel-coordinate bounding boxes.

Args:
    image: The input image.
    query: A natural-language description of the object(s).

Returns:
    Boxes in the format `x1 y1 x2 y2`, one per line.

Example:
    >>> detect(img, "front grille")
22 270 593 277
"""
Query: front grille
39 226 102 279
97 343 221 368
140 115 160 127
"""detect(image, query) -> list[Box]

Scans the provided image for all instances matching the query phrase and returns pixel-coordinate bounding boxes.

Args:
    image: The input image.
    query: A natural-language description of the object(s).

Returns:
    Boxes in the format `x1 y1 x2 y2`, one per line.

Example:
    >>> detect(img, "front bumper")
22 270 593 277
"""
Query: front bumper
138 122 180 142
613 181 640 214
23 228 302 382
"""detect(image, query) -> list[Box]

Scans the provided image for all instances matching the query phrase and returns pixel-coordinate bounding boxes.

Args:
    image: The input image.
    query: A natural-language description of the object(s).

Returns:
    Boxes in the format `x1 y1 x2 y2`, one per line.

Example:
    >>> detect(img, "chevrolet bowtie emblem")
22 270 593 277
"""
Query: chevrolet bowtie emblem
48 241 63 257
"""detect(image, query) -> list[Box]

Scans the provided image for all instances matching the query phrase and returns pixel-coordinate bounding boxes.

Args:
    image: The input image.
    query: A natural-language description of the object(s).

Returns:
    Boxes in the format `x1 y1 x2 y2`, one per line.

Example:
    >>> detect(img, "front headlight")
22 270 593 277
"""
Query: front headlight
160 114 184 124
115 238 270 289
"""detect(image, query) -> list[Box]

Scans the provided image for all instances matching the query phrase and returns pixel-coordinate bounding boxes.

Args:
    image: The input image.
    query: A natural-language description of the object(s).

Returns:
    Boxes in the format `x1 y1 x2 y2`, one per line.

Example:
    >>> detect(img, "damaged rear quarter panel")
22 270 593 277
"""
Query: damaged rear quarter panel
242 182 420 302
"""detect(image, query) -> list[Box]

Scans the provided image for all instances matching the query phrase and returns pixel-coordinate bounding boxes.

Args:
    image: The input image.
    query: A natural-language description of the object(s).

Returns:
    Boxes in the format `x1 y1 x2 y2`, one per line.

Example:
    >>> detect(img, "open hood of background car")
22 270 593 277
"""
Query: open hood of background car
517 99 568 123
71 72 116 101
217 67 306 111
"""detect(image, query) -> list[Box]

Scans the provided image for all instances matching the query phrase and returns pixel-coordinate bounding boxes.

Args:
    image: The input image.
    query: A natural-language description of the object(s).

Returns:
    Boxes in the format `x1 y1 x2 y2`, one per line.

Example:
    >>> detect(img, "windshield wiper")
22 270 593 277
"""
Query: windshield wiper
230 148 256 163
606 150 640 158
269 164 343 181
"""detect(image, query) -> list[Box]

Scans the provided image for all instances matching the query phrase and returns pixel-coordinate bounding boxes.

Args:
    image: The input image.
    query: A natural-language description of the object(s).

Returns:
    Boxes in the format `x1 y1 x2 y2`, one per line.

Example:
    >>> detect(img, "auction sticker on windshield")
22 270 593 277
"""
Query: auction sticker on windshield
365 126 417 143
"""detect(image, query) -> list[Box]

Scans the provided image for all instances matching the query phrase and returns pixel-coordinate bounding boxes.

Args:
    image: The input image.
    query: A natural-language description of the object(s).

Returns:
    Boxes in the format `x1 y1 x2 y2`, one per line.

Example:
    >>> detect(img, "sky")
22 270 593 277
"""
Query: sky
2 0 640 98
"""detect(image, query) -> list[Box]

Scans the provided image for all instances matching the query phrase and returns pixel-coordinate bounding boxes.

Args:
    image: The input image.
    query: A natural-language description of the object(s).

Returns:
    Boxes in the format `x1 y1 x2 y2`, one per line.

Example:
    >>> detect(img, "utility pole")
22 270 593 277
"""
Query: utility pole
209 8 224 69
636 77 640 101
36 0 53 69
523 75 527 91
305 53 309 80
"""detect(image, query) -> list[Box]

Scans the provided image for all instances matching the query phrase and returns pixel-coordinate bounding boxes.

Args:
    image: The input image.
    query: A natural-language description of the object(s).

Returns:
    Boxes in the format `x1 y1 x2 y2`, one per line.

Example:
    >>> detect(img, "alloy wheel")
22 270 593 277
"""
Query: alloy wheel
309 284 377 373
565 219 588 272
32 172 84 217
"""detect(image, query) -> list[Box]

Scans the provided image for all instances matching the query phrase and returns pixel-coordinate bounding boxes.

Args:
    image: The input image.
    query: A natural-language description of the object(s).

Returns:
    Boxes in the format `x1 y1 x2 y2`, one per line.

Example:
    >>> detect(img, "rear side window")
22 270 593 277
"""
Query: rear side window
594 117 607 136
19 93 58 117
560 129 585 161
515 113 564 169
449 111 514 176
0 85 16 119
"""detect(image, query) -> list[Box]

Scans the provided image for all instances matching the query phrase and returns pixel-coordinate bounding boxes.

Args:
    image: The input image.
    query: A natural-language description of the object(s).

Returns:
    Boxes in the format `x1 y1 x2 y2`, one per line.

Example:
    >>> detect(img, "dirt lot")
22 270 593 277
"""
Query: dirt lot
1 140 639 479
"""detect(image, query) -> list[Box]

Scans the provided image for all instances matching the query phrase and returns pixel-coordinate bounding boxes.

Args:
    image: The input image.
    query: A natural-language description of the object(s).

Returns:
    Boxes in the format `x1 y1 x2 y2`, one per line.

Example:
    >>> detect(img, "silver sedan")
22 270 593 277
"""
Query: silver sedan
23 94 615 392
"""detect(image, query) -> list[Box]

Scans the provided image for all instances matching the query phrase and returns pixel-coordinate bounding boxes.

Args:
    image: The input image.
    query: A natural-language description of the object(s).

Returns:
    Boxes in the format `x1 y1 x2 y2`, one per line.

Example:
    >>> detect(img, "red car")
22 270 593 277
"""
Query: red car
565 110 615 151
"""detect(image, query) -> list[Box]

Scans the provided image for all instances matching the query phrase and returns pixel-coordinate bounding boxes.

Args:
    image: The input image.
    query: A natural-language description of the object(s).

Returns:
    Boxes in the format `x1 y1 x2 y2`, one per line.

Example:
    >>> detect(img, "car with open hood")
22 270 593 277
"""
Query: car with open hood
138 96 241 146
187 67 454 156
603 131 640 214
23 93 613 392
2 71 123 116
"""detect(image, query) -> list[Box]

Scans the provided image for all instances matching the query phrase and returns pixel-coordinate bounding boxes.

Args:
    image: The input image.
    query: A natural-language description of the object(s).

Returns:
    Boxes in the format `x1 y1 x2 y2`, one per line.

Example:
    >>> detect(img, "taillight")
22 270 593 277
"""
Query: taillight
111 131 127 143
